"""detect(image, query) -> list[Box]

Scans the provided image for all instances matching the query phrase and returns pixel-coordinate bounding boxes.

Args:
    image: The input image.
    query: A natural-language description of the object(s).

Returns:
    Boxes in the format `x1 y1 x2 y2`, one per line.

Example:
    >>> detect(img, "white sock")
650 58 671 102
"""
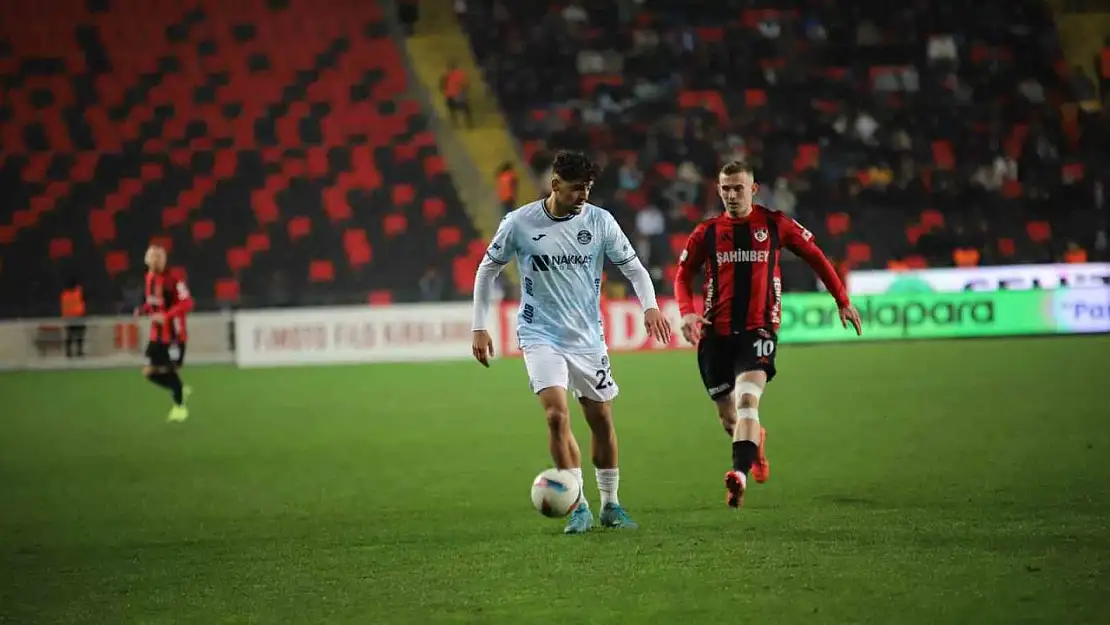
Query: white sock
596 467 619 507
569 467 586 507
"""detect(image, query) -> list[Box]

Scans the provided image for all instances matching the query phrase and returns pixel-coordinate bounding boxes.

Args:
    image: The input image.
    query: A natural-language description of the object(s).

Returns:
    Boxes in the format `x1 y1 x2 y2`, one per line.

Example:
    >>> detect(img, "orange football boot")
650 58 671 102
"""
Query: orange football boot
750 426 770 484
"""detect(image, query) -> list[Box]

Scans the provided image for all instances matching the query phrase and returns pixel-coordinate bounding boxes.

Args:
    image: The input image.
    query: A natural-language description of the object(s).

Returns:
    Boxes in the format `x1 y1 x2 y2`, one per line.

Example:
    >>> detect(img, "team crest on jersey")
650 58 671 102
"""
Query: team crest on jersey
601 355 609 367
577 229 592 245
754 227 769 243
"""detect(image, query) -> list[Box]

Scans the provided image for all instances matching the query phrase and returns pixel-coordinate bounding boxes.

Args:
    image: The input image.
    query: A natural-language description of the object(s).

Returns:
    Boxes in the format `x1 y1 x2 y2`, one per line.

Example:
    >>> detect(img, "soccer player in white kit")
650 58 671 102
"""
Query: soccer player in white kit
471 151 672 534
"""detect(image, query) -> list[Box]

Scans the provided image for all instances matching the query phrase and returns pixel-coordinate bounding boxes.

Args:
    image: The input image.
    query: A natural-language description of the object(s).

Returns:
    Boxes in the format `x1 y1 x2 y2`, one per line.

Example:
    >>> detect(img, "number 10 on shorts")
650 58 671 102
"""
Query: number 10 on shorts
753 338 775 358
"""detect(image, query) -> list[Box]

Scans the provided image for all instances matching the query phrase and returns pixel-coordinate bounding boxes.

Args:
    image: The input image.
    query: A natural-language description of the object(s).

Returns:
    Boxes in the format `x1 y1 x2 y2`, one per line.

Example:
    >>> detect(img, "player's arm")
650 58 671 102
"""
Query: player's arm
673 223 710 344
165 278 195 318
778 214 862 335
471 215 515 366
604 215 670 343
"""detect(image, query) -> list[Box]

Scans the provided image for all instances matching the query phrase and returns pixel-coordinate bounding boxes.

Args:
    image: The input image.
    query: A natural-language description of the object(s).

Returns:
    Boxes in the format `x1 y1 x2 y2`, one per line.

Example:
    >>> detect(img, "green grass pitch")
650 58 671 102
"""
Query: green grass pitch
2 336 1109 624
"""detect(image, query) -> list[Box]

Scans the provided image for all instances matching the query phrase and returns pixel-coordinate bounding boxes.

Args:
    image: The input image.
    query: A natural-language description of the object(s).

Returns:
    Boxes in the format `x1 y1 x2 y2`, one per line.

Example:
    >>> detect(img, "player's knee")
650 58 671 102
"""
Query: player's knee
142 366 153 378
736 381 763 410
544 405 571 433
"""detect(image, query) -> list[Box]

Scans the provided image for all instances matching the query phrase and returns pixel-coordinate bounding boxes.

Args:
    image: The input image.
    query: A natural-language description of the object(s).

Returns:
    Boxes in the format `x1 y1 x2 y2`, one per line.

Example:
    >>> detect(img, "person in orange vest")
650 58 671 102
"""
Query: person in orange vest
1063 241 1088 263
496 162 518 213
440 59 473 129
60 278 87 359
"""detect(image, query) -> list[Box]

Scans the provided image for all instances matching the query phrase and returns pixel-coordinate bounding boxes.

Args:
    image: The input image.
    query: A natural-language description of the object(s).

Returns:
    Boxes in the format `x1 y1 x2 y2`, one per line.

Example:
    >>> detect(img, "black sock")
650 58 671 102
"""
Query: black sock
165 370 184 405
732 440 758 474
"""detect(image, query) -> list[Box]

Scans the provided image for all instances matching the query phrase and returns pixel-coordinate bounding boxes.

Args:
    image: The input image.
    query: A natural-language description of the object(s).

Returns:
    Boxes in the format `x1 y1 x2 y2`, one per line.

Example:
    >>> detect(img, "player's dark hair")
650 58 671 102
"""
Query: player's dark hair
551 150 598 184
719 160 754 177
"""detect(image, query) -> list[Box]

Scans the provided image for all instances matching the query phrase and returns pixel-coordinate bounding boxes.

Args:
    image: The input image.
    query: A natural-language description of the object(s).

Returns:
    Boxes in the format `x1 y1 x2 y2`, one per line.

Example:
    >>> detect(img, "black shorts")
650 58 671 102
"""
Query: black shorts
146 341 173 367
696 329 778 400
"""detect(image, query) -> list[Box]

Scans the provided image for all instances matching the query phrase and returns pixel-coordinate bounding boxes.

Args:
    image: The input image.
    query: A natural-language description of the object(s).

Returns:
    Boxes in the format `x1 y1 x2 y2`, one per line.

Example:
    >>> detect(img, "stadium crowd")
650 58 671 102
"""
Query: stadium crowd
458 0 1109 294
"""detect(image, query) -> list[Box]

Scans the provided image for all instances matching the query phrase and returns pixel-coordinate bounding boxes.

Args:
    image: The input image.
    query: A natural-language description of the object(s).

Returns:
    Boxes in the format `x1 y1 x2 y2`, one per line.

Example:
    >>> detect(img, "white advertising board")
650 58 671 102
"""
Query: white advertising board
847 263 1110 294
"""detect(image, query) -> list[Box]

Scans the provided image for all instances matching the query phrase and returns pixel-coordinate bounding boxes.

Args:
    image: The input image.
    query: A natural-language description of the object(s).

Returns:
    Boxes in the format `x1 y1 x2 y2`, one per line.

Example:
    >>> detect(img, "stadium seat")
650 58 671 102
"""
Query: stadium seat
1027 221 1051 243
215 278 240 302
846 242 872 265
227 248 251 273
826 213 851 237
49 238 73 260
288 216 312 242
192 219 216 243
309 260 334 283
368 290 392 305
105 251 130 277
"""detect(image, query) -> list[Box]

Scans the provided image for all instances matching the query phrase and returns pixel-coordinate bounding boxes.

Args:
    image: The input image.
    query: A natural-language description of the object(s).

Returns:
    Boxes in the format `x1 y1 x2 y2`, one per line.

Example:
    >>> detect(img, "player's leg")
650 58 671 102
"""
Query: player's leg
569 351 637 529
730 370 767 484
173 342 192 401
524 345 592 534
725 331 778 505
144 342 187 421
698 335 752 508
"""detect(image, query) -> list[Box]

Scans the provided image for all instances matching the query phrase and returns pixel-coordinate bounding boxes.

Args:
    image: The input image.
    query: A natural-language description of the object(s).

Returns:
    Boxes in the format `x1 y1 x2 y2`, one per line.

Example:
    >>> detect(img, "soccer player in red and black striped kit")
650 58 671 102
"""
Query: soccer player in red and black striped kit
674 161 863 510
136 245 194 422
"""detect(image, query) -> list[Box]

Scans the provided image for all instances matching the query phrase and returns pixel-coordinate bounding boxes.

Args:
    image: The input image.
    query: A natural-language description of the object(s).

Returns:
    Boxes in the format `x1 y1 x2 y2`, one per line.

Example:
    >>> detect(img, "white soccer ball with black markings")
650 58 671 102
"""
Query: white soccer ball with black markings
530 468 581 518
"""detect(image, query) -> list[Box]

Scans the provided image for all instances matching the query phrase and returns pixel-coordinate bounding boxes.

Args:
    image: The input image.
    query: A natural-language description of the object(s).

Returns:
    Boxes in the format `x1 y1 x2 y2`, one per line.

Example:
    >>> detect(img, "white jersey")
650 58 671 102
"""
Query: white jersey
485 200 637 354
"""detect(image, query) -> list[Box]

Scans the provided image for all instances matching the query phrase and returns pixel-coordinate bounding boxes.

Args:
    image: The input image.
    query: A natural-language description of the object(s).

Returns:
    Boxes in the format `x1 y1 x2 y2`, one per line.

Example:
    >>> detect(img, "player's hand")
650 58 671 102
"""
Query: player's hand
839 304 862 336
149 312 165 323
472 330 494 368
643 307 672 344
680 313 709 345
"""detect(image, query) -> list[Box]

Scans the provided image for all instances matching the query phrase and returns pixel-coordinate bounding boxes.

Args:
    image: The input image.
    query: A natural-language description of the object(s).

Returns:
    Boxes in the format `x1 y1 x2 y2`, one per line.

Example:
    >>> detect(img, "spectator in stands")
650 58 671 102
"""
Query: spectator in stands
397 0 419 36
496 162 518 213
60 278 86 359
419 266 446 301
441 60 473 129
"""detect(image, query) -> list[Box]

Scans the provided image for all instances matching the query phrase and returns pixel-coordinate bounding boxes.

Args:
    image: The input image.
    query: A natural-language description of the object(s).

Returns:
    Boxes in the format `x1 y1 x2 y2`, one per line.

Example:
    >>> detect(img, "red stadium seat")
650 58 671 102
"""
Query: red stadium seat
215 278 240 302
920 209 944 230
825 212 851 236
246 233 271 253
192 219 216 243
1026 221 1051 243
368 290 392 305
49 238 73 260
287 216 312 242
309 259 334 283
846 242 872 264
227 247 252 272
105 250 130 277
437 226 462 250
422 197 446 223
383 213 407 237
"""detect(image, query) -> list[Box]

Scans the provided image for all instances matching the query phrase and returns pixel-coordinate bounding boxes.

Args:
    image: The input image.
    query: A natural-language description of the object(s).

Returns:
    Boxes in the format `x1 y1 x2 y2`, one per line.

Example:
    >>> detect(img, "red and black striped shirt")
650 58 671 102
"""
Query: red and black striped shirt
142 271 194 343
674 205 849 336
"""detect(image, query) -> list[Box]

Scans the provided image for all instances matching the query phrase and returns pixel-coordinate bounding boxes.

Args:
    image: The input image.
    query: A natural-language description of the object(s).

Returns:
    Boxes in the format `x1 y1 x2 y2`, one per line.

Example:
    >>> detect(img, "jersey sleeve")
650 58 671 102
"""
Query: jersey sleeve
485 213 517 265
777 213 850 307
674 222 709 317
602 212 637 266
165 276 195 317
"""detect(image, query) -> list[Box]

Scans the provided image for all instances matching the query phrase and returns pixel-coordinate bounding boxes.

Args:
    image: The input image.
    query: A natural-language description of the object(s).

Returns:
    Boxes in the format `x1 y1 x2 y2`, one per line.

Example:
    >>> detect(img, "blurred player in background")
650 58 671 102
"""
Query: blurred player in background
136 244 194 422
471 151 672 534
674 161 862 510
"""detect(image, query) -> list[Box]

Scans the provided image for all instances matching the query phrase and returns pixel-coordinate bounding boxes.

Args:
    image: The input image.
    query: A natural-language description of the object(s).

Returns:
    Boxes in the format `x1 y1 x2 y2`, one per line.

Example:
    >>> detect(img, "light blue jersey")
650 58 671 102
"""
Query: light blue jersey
486 200 637 354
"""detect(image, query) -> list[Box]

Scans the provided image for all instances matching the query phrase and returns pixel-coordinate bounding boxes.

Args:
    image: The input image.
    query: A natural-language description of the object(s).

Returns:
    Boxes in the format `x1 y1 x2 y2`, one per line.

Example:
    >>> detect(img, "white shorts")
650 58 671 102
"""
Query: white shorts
522 344 618 403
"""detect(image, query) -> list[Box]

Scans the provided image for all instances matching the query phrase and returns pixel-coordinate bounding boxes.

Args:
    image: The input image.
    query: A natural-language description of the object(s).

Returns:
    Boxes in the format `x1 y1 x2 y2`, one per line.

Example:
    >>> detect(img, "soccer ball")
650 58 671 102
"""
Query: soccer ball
530 468 582 518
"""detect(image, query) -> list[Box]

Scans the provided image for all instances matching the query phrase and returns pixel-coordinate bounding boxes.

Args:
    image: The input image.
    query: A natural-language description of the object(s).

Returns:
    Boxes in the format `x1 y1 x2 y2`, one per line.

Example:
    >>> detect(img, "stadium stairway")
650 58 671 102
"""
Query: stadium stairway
1045 0 1110 102
403 1 540 242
